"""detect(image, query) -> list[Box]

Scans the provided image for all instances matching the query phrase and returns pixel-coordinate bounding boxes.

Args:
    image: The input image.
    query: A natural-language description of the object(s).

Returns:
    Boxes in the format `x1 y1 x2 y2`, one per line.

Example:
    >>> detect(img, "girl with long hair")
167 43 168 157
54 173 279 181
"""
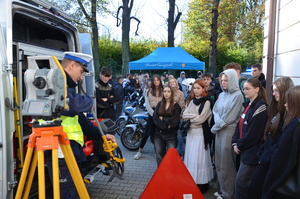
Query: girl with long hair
168 77 185 109
182 79 214 194
134 74 163 160
168 76 185 156
262 85 300 199
232 78 268 199
152 85 181 165
247 77 294 199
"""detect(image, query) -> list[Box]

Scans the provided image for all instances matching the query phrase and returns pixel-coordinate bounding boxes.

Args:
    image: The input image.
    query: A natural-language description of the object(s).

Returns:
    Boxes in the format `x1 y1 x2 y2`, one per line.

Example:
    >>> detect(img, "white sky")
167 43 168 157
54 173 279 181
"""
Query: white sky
98 0 189 44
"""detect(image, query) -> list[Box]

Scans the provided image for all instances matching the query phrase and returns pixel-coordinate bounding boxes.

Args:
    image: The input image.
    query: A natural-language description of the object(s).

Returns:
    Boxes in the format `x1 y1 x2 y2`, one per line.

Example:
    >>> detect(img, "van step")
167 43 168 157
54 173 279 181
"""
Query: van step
83 164 105 184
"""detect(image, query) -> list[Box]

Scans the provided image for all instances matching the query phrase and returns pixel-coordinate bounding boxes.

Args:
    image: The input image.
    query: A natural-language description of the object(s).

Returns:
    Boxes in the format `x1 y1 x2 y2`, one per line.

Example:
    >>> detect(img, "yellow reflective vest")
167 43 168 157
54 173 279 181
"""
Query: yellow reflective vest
60 115 84 146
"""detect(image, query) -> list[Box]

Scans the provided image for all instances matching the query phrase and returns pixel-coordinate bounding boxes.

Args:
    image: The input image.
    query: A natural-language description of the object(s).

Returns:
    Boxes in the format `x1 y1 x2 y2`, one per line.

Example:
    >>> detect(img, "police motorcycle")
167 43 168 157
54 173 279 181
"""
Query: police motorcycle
120 108 148 151
115 91 145 135
182 78 196 93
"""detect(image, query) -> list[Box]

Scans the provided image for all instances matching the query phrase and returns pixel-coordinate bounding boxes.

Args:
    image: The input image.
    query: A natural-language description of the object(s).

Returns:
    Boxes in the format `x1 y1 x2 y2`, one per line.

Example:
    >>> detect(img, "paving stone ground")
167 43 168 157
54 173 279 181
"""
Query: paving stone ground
86 134 218 199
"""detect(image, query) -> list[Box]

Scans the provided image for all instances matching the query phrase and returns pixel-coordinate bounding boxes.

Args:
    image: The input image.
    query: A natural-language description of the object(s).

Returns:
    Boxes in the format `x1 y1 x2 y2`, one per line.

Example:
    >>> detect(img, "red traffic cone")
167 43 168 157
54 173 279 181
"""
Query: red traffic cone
140 148 204 199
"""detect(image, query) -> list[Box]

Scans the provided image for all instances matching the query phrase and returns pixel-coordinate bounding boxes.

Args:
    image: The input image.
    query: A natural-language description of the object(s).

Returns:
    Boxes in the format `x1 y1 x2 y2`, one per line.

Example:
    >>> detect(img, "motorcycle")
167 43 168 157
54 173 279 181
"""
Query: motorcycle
115 91 145 135
120 111 148 151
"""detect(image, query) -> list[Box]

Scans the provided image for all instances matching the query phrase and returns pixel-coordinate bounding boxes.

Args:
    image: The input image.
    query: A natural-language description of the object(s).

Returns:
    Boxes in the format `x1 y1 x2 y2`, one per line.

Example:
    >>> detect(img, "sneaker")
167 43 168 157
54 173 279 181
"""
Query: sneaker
216 196 226 199
134 152 142 160
214 192 222 197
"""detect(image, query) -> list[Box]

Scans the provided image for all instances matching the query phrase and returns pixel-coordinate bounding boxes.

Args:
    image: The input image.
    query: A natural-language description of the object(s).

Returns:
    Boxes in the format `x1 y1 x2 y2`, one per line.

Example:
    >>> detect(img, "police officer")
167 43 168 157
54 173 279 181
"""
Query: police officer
45 52 115 199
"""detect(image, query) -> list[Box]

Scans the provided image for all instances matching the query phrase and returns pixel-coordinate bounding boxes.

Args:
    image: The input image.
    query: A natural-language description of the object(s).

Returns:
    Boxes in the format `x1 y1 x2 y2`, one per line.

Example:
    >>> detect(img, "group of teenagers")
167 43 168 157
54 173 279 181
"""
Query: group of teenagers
133 63 300 199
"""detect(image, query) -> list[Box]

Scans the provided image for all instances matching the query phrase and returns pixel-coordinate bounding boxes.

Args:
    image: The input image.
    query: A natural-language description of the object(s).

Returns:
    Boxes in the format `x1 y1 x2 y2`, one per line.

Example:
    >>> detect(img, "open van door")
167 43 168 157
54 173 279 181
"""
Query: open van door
0 24 15 199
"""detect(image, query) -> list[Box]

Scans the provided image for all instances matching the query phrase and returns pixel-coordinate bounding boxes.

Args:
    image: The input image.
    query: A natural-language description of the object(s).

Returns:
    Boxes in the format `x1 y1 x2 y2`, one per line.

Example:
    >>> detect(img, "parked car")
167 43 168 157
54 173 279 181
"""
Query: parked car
241 68 252 79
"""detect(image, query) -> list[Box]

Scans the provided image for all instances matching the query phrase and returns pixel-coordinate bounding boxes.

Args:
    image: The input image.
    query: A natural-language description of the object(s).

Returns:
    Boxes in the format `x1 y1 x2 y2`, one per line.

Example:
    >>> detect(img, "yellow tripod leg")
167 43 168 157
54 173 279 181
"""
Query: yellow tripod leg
52 149 60 199
38 150 46 199
13 77 24 168
15 147 34 199
23 149 38 199
60 144 90 199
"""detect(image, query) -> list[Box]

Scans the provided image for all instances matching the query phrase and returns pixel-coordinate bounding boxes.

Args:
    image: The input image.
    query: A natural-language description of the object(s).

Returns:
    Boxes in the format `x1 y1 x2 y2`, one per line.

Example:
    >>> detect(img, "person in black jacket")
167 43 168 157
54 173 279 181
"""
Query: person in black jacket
251 63 266 88
262 85 300 199
232 78 268 199
113 75 124 120
247 77 294 199
152 85 181 166
202 73 219 105
95 67 118 120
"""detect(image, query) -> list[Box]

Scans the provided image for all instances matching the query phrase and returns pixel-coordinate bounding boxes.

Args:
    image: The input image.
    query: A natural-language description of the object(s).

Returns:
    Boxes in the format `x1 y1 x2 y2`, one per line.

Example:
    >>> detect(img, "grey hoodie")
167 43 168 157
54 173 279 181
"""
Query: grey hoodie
211 69 243 133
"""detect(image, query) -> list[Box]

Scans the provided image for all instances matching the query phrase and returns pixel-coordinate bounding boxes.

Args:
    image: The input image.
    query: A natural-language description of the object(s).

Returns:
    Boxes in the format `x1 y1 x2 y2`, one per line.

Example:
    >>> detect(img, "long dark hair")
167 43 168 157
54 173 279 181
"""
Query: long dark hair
284 86 300 128
246 78 267 102
264 77 294 139
148 74 163 97
158 85 175 116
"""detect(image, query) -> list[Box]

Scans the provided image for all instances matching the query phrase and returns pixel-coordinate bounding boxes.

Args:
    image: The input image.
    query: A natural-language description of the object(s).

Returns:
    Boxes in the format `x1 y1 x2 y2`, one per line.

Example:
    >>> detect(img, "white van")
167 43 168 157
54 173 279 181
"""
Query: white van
0 1 86 198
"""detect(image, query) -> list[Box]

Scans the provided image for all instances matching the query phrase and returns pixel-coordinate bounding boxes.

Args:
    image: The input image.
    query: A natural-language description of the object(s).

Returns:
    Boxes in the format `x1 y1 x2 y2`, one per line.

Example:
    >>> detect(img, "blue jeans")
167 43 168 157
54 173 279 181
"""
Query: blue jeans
115 103 123 120
154 131 177 166
176 129 185 156
139 114 154 149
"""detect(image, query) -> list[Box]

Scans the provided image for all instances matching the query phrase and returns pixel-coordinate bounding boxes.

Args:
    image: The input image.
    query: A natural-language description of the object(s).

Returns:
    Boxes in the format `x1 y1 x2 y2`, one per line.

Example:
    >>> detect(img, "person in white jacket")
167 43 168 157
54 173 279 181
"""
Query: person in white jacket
211 69 244 199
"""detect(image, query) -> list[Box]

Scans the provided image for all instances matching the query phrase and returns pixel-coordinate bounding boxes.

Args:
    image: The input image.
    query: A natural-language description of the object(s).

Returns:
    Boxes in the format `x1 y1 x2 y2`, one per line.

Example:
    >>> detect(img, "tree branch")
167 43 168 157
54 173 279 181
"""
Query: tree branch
116 6 123 27
130 16 140 36
174 11 182 27
76 0 92 22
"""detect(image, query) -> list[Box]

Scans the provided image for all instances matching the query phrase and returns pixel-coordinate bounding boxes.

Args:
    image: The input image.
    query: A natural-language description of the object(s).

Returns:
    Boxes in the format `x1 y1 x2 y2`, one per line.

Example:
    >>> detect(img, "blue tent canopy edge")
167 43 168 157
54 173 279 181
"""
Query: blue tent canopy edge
129 47 205 70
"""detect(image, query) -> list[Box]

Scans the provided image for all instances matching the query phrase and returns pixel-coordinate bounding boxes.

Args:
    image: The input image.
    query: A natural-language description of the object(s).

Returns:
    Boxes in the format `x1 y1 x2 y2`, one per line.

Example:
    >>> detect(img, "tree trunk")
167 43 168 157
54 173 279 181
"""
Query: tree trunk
168 0 175 47
209 0 220 75
122 0 133 75
91 0 100 76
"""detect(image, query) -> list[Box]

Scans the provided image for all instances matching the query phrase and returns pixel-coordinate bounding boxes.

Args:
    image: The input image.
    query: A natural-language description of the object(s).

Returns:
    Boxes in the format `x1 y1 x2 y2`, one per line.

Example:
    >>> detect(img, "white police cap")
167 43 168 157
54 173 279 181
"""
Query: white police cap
63 52 93 72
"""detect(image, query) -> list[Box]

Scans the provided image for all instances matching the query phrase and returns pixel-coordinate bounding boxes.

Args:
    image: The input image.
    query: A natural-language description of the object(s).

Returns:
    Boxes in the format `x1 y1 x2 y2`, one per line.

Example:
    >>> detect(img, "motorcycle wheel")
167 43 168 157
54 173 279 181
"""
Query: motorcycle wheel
112 146 125 175
120 127 142 151
115 118 126 135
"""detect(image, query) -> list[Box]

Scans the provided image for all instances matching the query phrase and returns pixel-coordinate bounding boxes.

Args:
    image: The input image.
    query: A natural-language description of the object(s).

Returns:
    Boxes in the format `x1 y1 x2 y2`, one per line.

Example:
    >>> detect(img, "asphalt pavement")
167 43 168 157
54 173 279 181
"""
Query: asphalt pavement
86 135 218 199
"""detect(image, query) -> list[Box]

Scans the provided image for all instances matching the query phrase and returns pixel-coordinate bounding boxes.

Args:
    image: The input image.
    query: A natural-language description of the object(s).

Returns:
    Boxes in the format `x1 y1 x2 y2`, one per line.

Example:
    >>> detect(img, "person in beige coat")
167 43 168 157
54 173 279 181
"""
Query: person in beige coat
168 77 185 110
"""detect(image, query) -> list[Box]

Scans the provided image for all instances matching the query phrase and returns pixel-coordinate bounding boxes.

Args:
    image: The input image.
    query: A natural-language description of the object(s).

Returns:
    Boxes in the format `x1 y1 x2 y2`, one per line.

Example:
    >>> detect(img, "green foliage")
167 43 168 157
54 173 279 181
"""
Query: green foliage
98 38 167 76
217 42 255 71
130 40 168 61
182 0 265 74
98 36 122 75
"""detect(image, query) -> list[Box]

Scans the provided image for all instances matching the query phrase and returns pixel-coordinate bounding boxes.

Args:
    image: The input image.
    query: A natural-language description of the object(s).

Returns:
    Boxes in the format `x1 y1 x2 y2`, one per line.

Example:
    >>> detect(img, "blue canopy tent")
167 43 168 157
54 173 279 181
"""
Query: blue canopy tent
129 47 205 71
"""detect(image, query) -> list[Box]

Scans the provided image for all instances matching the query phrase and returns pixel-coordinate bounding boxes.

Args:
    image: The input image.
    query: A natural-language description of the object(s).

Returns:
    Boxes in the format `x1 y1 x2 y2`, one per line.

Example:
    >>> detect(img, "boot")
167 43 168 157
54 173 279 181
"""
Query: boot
197 183 209 194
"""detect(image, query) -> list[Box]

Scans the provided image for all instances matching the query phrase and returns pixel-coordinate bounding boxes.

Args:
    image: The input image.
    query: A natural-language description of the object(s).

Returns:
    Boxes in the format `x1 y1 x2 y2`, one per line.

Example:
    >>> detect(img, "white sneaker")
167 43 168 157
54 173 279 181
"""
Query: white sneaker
216 196 225 199
134 152 142 160
214 192 222 197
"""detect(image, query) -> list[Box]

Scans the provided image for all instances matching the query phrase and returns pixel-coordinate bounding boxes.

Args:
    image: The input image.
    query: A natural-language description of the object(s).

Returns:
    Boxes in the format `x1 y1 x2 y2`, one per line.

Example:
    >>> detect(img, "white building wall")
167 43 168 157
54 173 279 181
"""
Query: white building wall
263 0 300 85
